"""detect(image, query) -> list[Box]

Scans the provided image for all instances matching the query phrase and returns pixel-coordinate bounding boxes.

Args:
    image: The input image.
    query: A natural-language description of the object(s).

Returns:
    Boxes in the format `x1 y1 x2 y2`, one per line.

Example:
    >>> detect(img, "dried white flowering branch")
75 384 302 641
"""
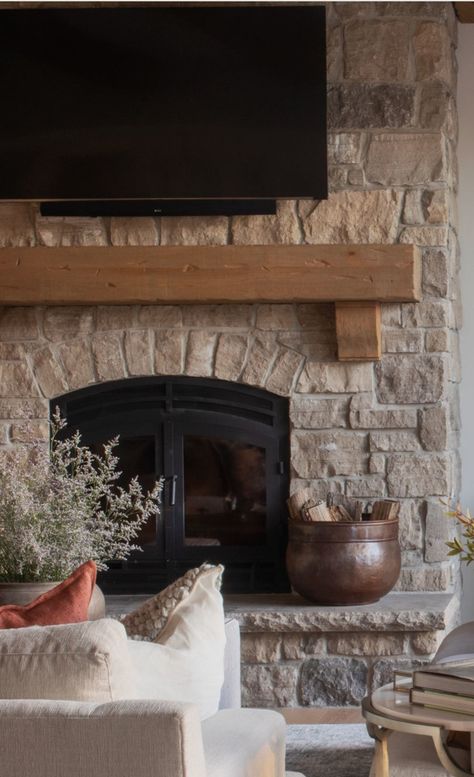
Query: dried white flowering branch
0 409 163 582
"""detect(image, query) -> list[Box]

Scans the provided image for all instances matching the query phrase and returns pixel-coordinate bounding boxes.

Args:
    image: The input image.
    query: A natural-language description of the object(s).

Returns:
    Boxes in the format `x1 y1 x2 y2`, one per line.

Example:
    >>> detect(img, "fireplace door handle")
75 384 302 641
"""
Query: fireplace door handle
167 475 177 507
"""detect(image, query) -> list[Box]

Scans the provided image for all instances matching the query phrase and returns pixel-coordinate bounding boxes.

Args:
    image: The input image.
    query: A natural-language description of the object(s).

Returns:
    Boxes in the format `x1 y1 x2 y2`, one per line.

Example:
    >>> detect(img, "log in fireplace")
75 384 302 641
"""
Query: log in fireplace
53 376 290 593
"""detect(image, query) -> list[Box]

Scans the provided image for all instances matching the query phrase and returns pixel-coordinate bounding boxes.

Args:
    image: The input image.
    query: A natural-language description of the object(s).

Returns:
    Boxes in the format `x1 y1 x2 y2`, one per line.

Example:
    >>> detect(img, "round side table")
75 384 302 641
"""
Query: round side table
362 682 474 777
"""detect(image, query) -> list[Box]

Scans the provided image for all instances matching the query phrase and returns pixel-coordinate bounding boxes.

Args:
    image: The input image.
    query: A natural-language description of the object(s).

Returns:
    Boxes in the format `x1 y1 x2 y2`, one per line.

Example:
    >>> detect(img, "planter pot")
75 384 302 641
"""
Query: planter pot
286 518 401 605
0 581 106 620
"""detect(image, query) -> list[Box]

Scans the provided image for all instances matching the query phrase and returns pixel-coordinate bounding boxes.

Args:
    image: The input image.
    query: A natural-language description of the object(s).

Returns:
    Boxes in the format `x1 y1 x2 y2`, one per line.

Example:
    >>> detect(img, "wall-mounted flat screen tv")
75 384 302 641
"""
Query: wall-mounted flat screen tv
0 6 327 211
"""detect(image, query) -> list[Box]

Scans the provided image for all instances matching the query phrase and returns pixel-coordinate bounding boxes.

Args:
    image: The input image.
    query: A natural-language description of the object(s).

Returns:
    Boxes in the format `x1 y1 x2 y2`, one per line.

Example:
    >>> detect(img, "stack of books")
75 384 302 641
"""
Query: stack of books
410 661 474 715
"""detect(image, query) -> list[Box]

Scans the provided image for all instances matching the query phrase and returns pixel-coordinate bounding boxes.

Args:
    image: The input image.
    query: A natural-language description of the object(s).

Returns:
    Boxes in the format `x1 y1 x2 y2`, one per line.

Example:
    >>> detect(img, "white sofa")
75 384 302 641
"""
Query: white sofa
0 619 304 777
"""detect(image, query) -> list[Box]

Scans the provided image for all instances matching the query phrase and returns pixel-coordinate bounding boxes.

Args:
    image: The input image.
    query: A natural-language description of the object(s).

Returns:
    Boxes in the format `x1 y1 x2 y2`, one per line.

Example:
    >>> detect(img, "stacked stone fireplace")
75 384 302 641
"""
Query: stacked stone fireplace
0 2 461 706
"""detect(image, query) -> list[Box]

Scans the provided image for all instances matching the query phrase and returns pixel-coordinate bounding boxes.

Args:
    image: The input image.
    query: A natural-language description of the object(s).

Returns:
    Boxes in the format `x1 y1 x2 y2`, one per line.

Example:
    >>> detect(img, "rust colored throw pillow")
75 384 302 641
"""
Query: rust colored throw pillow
0 561 97 629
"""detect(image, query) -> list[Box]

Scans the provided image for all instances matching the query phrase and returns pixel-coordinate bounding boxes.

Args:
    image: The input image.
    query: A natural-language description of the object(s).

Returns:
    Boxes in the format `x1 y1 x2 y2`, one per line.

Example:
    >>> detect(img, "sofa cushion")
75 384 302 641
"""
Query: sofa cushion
126 565 226 719
202 708 287 777
0 561 96 629
0 619 136 702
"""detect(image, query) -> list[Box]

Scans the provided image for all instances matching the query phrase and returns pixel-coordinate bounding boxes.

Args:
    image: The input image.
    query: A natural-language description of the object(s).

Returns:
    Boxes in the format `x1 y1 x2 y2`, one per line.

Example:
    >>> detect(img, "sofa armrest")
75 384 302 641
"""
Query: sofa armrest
0 699 207 777
434 620 474 663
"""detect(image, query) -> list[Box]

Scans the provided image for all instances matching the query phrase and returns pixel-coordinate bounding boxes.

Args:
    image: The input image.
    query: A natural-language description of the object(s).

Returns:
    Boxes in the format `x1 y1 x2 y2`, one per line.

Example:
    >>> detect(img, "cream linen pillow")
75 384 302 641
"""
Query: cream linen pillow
125 564 226 719
0 619 136 702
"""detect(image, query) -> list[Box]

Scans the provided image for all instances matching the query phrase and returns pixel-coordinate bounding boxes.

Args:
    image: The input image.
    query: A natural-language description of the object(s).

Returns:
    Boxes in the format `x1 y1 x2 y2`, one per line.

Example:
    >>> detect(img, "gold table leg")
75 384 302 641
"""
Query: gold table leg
367 722 391 777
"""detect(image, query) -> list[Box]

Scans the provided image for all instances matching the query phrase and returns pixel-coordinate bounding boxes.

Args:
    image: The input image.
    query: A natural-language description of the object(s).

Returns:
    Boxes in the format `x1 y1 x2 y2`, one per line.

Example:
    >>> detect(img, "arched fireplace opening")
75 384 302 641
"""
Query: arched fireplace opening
53 376 290 594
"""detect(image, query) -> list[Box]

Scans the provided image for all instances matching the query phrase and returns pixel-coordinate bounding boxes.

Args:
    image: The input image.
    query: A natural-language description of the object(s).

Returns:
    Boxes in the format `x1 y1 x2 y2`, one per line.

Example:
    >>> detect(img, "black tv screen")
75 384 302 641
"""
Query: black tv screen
0 6 327 204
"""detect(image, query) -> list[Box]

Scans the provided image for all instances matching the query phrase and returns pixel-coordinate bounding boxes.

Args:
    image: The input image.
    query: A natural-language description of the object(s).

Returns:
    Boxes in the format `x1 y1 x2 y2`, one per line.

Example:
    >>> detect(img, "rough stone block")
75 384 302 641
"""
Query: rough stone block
422 249 449 297
40 217 108 247
160 215 228 245
423 189 450 224
369 454 386 475
419 82 453 131
290 397 349 430
382 329 423 354
350 394 418 429
375 355 446 404
381 305 402 327
241 334 277 388
328 83 415 129
347 168 364 186
298 362 373 394
327 133 361 164
266 349 304 396
241 634 282 664
300 190 402 244
387 453 449 497
372 659 426 691
0 204 35 247
399 226 449 246
138 306 182 329
425 500 452 562
414 22 453 84
398 500 423 551
328 165 347 191
327 633 405 657
0 398 48 420
367 133 445 186
396 564 451 592
0 308 38 341
344 20 410 81
327 24 343 81
185 331 216 377
43 307 95 342
97 306 137 330
370 431 419 452
345 476 386 497
10 420 49 443
300 658 368 706
296 304 335 331
232 201 300 245
31 347 67 398
241 664 299 708
0 343 24 360
57 340 95 391
425 329 449 353
402 300 448 328
403 190 425 224
291 478 345 501
214 334 248 382
110 217 159 246
124 330 153 376
292 431 368 479
411 631 442 656
256 305 299 331
154 330 184 375
0 363 36 398
419 405 448 451
92 333 125 382
183 305 253 329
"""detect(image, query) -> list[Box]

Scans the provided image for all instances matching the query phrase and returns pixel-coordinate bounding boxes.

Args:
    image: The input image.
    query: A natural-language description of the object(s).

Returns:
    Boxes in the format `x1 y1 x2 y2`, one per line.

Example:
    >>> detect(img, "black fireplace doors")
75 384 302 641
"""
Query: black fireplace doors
53 377 290 593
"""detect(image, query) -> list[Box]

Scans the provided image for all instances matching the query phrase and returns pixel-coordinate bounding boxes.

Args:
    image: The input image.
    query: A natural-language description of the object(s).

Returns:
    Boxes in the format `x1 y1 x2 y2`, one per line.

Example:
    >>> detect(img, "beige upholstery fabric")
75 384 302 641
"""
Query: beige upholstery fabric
0 619 135 702
0 698 207 777
202 708 287 777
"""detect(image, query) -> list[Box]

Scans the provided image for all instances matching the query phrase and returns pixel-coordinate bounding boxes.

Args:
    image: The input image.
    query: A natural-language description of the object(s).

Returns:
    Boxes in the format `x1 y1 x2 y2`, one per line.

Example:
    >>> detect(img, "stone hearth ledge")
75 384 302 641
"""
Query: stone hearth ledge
106 591 457 633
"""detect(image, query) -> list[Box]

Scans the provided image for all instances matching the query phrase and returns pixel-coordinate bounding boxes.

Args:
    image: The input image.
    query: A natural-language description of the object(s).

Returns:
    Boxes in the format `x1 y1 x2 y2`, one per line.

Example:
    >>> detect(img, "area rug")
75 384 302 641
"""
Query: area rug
286 724 374 777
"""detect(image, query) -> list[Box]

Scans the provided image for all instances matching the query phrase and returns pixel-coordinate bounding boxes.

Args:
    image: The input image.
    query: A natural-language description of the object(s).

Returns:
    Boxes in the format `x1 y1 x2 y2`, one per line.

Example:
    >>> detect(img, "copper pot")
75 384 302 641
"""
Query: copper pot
286 519 401 605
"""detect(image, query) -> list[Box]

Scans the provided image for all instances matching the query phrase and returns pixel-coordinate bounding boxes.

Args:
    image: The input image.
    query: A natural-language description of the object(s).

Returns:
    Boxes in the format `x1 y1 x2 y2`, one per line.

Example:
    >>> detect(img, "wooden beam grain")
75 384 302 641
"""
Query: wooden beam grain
335 301 382 362
0 244 421 305
455 2 474 22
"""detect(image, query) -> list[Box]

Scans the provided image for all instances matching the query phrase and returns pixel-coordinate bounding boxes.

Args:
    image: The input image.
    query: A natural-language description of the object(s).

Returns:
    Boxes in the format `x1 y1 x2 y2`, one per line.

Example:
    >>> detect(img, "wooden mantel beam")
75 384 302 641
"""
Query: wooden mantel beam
0 244 421 305
0 244 421 362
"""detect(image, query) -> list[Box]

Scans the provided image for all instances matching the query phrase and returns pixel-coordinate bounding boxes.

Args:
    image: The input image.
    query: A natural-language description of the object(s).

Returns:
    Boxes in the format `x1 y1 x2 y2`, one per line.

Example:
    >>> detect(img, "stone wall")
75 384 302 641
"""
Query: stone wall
0 1 462 703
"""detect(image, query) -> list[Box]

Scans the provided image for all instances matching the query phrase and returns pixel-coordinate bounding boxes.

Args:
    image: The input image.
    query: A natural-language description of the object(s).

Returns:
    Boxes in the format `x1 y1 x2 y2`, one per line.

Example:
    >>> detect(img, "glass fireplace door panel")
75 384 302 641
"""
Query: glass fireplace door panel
183 435 267 547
